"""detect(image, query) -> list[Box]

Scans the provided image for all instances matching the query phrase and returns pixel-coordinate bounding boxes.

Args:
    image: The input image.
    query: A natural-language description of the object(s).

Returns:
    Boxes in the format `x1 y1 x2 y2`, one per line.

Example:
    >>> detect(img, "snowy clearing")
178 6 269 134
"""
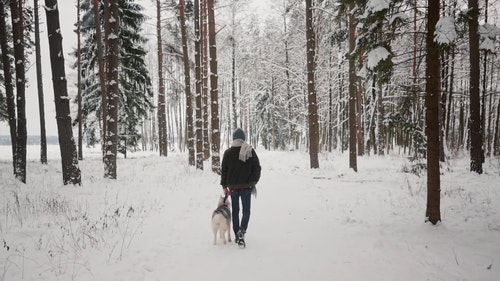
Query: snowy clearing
0 146 499 281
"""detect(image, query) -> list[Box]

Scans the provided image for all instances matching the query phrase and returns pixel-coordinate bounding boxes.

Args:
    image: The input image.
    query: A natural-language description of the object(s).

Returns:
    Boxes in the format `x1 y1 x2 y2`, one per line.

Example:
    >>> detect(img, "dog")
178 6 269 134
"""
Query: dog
211 195 232 245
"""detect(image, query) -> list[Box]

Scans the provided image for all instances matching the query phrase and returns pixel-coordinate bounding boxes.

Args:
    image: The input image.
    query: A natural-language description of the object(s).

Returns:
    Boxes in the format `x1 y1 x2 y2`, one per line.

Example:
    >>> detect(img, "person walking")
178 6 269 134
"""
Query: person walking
220 128 261 247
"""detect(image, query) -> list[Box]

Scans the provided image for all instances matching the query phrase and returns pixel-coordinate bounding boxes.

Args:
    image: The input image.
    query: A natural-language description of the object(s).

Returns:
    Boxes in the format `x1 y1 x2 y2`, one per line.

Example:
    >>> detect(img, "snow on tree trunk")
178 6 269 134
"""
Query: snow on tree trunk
34 0 48 164
425 0 441 224
0 2 17 174
468 0 483 174
44 0 82 185
207 0 221 174
104 0 120 179
305 0 319 169
10 0 27 183
348 0 358 172
156 0 168 157
194 0 204 170
92 0 107 152
179 0 195 166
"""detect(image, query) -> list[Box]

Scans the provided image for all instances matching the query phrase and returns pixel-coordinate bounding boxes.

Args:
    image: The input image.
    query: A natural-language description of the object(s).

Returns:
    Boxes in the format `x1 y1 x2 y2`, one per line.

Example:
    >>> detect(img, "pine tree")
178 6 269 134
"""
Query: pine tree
348 0 357 172
79 0 153 156
10 0 27 183
0 1 17 174
104 0 119 179
207 0 220 174
468 0 483 174
179 0 195 166
425 0 441 225
156 0 168 156
305 0 319 169
34 0 47 164
44 0 82 185
194 0 204 170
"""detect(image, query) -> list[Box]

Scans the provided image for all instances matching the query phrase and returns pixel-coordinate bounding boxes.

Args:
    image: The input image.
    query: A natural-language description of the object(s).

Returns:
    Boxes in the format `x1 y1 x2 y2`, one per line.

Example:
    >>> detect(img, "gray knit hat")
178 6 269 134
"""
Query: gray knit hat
232 128 246 141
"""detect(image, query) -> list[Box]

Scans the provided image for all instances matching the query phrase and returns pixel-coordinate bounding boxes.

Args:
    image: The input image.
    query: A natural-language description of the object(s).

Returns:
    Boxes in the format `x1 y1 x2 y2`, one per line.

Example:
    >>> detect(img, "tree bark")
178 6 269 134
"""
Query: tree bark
305 0 319 168
76 0 83 160
201 0 210 160
156 0 168 156
207 0 220 174
34 0 47 164
179 0 195 166
468 0 483 174
0 1 17 174
348 0 357 172
92 0 107 151
425 0 441 224
10 0 27 183
103 0 120 179
194 0 204 170
44 0 82 185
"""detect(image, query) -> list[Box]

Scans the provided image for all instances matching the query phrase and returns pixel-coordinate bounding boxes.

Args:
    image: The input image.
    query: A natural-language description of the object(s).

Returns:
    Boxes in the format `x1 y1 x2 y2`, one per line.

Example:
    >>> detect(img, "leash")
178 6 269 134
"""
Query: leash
223 194 228 203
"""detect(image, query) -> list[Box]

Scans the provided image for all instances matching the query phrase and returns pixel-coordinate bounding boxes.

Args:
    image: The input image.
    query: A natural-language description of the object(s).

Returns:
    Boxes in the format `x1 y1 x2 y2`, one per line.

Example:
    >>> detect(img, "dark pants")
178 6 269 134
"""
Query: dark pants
230 188 251 236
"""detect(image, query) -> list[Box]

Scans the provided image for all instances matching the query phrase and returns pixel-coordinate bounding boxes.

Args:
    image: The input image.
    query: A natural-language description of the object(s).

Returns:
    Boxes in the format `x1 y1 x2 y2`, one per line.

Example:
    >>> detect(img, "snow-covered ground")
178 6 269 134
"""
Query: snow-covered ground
0 145 499 281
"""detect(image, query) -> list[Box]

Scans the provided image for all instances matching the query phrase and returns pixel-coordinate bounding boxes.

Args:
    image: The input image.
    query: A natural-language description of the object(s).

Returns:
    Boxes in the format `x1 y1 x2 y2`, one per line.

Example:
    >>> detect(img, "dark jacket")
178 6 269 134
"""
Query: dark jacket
220 146 261 189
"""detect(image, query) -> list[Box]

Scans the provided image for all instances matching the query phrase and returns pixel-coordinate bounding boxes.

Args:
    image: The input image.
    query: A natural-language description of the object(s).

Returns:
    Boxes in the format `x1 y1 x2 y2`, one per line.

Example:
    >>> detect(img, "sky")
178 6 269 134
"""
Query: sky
0 0 274 137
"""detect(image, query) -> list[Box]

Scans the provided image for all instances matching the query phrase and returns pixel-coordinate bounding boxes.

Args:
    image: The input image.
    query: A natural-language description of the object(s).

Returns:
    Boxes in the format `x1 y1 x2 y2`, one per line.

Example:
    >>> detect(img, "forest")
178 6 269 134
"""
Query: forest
1 0 499 223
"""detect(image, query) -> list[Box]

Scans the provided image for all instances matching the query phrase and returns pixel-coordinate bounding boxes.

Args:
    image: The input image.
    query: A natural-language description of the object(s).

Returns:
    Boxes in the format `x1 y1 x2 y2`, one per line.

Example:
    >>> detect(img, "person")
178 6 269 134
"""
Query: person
220 128 261 245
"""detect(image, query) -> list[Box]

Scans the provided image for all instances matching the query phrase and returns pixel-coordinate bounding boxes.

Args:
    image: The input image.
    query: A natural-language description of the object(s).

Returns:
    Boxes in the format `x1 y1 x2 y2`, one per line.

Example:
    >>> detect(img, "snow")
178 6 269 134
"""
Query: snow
435 17 457 45
479 23 500 52
366 46 390 70
43 4 58 12
365 0 390 15
108 33 119 40
0 146 499 281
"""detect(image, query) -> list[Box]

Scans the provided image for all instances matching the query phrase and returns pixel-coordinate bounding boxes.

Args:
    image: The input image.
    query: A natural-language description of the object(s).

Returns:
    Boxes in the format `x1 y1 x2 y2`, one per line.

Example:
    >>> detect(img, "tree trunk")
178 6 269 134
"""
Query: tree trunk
231 3 237 129
34 0 47 164
356 78 364 156
348 0 357 172
76 0 83 160
179 0 195 166
156 0 168 156
468 0 483 174
425 0 441 224
103 0 120 179
92 0 107 146
305 0 319 168
0 1 17 174
194 0 204 170
202 0 210 160
377 83 385 155
283 7 292 148
207 0 220 174
44 0 82 185
495 96 500 155
10 0 27 183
